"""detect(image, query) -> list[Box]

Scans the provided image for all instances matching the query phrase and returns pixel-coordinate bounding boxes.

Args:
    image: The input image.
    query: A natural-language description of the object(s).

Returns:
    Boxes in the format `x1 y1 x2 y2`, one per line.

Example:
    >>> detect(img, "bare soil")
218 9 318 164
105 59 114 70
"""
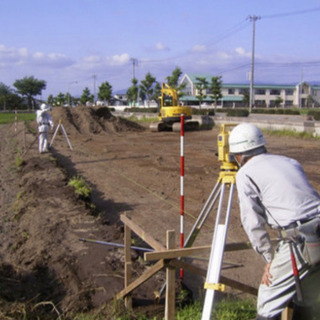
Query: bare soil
1 106 320 319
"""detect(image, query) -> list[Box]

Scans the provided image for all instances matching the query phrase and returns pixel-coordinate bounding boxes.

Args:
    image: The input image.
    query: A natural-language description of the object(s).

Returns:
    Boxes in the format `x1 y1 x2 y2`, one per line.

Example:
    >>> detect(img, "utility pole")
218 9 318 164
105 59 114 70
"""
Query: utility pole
130 58 138 80
92 74 97 105
248 15 260 112
130 58 138 106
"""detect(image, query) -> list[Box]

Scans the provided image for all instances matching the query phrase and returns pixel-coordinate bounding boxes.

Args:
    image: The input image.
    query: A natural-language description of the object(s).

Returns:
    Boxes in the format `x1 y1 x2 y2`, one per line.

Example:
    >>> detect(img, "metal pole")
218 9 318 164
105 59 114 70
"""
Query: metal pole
180 114 185 280
93 74 97 105
248 15 260 112
80 238 154 252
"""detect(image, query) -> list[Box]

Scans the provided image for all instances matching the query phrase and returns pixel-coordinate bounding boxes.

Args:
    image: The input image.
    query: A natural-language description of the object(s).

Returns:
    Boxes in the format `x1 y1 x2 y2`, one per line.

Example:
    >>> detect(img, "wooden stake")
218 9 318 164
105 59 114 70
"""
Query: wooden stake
165 230 176 320
124 225 132 309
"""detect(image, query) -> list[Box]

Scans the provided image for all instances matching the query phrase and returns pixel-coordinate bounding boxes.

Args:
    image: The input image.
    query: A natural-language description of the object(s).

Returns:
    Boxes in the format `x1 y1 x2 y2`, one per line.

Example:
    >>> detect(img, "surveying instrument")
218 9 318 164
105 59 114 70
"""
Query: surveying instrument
183 124 238 320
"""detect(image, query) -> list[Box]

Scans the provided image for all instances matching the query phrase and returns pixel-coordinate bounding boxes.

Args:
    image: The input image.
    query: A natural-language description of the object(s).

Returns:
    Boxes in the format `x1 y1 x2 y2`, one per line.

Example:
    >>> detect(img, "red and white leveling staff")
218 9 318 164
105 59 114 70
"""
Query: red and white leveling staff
180 114 185 279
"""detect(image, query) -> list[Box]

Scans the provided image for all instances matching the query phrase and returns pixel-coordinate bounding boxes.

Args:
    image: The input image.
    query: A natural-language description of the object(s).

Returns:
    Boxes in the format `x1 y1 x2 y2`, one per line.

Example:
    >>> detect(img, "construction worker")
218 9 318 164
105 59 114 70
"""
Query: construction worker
36 103 54 154
228 123 320 320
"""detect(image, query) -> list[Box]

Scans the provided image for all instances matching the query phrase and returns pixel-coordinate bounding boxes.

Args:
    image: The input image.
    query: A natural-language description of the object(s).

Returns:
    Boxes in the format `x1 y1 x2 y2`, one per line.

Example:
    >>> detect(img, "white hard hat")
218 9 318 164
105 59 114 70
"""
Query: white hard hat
229 123 266 154
40 103 48 110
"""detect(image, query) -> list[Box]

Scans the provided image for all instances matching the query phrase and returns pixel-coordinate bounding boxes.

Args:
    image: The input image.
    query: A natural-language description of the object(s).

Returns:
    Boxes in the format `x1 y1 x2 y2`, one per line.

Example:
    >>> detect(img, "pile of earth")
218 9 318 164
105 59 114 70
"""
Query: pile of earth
51 106 145 136
0 109 165 320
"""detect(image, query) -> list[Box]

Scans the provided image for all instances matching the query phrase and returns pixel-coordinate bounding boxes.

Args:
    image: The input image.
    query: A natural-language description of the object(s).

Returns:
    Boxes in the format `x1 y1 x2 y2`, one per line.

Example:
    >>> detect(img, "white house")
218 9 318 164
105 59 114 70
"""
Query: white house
179 73 320 108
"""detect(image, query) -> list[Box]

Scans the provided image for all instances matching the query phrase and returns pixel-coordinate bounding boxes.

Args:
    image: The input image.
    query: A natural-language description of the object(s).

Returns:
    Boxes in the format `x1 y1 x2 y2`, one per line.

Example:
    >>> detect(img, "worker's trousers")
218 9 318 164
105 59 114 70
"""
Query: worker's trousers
257 241 320 319
38 131 49 153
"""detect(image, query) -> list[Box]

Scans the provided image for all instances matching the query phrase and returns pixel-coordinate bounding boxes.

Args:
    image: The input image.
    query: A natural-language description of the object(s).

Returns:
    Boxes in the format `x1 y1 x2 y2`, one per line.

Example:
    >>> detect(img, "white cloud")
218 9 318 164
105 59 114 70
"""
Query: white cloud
107 53 130 66
0 44 74 69
235 47 251 58
33 51 45 59
191 44 207 52
18 48 28 57
155 42 169 51
217 51 232 60
83 55 101 63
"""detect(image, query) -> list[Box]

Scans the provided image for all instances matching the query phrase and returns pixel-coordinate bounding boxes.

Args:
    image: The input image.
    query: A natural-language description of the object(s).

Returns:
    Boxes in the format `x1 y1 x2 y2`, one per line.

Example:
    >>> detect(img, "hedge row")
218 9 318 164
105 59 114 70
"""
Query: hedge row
307 110 320 121
251 108 300 115
120 106 320 120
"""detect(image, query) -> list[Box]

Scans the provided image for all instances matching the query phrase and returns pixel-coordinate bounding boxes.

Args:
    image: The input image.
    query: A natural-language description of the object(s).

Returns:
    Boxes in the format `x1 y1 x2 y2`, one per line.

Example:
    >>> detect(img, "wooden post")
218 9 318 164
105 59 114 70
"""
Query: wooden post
124 225 132 309
165 230 176 320
281 307 293 320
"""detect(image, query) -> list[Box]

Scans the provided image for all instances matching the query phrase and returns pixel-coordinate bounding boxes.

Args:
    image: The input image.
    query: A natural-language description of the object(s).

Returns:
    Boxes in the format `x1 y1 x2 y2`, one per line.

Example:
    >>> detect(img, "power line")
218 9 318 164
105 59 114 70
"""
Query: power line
261 6 320 19
139 19 250 65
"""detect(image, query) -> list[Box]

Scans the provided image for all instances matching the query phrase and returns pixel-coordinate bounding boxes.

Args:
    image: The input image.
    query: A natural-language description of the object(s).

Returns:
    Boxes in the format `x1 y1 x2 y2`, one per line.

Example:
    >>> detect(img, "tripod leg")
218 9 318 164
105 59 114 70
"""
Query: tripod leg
50 124 60 148
61 124 73 150
184 180 222 248
201 183 235 320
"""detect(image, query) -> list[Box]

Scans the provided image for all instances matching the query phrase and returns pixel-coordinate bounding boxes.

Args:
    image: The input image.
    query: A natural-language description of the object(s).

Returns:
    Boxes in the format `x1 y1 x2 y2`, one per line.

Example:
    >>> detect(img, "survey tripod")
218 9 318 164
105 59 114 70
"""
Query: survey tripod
183 124 238 320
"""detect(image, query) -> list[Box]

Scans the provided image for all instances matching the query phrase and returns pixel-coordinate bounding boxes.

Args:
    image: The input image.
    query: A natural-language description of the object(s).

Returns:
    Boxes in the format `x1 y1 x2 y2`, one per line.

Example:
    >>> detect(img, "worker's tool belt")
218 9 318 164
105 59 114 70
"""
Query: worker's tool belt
280 216 320 266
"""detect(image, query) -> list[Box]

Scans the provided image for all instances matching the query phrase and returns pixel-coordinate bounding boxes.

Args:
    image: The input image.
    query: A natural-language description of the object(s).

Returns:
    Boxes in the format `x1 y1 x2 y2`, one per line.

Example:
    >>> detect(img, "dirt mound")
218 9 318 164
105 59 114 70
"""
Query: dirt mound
52 106 145 136
0 121 167 319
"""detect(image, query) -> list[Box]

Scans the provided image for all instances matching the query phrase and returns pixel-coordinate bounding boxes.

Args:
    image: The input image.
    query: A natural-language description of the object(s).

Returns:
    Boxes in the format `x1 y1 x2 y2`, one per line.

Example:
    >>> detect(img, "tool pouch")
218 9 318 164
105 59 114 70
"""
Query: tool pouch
298 218 320 266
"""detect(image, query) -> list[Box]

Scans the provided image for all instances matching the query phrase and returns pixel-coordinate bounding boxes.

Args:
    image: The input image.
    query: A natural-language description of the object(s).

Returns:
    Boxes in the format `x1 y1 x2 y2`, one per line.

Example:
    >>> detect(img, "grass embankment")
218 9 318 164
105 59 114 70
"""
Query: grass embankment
0 111 36 124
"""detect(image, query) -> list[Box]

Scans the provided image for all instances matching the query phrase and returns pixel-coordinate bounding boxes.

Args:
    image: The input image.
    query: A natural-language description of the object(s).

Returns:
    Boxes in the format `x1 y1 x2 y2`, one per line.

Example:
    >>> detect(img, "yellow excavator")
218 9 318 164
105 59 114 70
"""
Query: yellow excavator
150 83 203 132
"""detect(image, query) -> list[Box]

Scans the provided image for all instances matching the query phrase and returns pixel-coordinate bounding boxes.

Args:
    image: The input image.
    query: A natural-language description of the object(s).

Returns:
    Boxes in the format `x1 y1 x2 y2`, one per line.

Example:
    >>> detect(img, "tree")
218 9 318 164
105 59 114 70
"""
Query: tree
55 93 66 106
80 87 94 105
242 89 250 107
195 77 209 109
210 76 223 108
65 93 72 106
0 82 12 111
126 78 139 106
140 72 158 107
47 94 54 106
153 82 162 107
274 96 284 108
13 76 46 109
98 81 113 105
166 67 186 95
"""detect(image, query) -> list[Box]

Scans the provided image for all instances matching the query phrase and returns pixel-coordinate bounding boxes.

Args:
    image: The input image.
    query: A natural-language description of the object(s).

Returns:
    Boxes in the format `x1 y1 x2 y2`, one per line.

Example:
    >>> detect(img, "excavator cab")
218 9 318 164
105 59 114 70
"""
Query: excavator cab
150 83 194 131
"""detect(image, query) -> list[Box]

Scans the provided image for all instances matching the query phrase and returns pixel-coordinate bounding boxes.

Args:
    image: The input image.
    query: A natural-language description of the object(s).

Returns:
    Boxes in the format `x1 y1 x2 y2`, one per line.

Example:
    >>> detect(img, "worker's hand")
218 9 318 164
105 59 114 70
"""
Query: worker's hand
261 262 273 286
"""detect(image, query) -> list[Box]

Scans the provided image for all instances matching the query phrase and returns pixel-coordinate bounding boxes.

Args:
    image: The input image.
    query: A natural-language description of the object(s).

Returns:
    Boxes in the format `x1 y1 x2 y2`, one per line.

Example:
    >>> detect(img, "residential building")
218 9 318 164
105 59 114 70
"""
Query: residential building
179 73 320 108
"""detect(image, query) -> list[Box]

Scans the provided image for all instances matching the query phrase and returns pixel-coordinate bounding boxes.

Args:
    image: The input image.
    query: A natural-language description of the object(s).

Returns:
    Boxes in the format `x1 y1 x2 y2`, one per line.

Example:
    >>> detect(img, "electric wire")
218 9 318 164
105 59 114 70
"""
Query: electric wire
261 6 320 19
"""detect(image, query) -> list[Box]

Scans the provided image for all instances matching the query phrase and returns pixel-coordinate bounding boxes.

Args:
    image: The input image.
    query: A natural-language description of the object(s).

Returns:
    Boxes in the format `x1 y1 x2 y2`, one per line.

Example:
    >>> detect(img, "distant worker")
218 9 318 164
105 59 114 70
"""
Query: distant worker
228 123 320 320
36 103 54 154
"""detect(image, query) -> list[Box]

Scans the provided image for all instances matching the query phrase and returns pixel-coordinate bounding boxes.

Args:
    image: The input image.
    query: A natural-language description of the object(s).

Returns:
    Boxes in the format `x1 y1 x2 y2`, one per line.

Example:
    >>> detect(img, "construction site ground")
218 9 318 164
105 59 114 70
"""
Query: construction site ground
1 106 320 319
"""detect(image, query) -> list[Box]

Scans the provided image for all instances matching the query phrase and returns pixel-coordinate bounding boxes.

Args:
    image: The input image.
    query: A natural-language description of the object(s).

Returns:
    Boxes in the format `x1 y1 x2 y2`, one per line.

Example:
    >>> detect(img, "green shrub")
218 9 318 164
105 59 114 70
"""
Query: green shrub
192 108 215 116
251 108 300 115
68 176 91 200
307 110 320 121
124 107 158 113
226 108 249 117
15 156 25 169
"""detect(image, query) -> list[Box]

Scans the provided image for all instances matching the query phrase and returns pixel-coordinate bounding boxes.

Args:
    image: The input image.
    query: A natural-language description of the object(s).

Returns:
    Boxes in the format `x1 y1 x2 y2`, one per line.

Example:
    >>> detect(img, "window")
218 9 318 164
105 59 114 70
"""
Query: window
228 88 235 94
255 89 266 95
239 88 248 95
285 89 293 95
270 89 281 95
285 100 293 106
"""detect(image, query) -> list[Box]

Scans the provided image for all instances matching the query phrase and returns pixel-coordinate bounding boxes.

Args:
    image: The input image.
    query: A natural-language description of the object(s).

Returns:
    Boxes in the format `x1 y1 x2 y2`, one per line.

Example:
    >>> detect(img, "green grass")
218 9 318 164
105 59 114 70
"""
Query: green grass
72 298 256 320
263 128 320 139
0 112 36 124
174 299 256 320
127 115 158 123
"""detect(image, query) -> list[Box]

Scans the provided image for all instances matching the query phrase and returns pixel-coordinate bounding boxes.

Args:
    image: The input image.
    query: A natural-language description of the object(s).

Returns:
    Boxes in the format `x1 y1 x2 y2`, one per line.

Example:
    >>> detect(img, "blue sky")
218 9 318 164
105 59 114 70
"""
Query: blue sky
1 0 320 99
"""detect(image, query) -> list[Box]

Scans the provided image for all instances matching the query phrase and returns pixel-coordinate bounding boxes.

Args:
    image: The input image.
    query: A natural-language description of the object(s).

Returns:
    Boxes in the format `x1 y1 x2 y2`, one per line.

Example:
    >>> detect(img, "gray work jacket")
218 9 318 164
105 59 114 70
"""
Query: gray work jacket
236 153 320 263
